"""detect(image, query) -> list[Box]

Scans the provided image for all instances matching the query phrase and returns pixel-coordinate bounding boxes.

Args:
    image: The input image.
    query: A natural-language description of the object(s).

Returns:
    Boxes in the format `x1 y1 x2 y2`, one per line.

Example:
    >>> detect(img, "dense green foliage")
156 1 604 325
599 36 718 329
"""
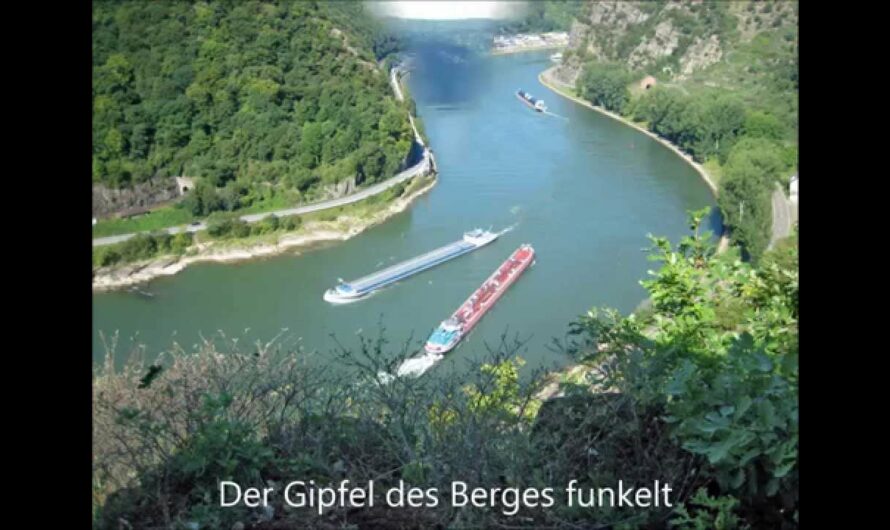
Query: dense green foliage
577 63 632 113
93 211 798 529
567 208 798 527
716 138 789 260
627 89 746 164
205 212 301 240
93 231 194 268
93 1 413 215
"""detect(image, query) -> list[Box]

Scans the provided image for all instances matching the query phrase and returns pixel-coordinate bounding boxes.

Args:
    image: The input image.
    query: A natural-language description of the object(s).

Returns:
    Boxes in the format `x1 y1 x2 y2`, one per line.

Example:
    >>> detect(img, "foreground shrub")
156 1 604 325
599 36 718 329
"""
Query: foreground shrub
93 213 798 529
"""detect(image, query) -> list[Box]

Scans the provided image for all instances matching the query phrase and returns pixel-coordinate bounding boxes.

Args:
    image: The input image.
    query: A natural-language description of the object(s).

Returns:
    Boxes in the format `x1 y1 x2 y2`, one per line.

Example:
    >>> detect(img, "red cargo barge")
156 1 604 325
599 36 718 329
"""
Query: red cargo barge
425 244 535 354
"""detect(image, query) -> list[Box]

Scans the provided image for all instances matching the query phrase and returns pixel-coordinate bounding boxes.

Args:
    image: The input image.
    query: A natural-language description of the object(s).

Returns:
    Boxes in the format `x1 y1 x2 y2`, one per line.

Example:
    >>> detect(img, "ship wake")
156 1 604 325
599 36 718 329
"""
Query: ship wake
498 223 518 236
375 351 445 382
543 110 569 121
396 351 445 378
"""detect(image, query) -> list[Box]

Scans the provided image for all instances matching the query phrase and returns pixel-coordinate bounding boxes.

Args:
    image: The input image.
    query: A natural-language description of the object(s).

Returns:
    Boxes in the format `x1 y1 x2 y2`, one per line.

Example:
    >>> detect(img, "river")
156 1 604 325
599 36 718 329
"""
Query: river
92 28 720 375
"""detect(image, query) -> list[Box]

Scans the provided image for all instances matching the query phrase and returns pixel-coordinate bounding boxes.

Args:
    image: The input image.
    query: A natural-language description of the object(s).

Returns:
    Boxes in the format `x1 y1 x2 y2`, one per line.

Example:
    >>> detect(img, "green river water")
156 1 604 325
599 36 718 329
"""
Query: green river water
92 29 720 376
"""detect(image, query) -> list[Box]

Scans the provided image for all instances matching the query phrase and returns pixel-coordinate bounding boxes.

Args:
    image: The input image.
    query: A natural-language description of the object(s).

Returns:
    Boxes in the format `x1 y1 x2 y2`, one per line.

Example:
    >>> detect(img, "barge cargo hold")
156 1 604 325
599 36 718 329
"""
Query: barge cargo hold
424 243 535 354
323 229 499 303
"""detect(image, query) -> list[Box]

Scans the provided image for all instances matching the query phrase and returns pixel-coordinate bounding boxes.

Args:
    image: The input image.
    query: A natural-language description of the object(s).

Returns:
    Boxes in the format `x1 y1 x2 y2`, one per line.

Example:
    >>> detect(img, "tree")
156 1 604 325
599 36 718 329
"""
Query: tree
724 137 788 187
571 210 798 523
693 95 746 162
170 232 192 254
92 0 413 217
743 110 787 141
718 152 774 262
298 121 323 169
576 62 631 113
356 146 387 185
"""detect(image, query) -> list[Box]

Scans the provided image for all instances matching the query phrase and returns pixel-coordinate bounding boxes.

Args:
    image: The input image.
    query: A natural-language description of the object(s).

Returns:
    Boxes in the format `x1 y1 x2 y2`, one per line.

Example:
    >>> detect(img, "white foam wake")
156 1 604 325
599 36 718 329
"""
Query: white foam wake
397 351 444 377
543 110 569 121
498 223 518 236
373 351 445 384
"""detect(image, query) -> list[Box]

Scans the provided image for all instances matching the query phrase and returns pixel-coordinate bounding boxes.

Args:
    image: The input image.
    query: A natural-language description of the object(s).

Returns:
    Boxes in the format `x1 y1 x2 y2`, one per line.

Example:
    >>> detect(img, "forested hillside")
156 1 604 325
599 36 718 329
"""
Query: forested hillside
92 1 413 218
553 0 798 261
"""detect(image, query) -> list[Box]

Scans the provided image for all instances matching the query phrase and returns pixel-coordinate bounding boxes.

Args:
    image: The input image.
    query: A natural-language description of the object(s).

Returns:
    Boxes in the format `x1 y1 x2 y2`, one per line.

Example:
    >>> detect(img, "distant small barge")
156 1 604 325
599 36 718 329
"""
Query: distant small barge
516 89 547 112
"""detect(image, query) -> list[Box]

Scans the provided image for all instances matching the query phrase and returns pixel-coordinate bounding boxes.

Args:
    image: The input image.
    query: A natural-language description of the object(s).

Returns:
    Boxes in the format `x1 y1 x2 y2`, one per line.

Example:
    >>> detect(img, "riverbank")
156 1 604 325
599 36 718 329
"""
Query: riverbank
491 32 568 56
533 65 734 397
538 65 728 254
92 175 437 291
539 67 718 196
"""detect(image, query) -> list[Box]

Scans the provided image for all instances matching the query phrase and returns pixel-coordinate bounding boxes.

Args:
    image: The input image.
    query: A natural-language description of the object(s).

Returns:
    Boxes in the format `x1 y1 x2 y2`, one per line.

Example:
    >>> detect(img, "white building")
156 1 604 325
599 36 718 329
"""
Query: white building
789 175 798 203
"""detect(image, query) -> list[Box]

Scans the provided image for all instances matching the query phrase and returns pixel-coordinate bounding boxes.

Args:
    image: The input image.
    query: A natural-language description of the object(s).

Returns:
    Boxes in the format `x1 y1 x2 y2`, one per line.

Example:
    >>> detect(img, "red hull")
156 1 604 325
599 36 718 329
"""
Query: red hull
452 244 535 337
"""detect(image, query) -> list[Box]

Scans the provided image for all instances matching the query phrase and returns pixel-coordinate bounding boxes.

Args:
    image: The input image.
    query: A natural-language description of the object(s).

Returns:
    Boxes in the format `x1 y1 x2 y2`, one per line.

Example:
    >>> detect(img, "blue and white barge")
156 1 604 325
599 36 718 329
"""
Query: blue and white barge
323 229 498 303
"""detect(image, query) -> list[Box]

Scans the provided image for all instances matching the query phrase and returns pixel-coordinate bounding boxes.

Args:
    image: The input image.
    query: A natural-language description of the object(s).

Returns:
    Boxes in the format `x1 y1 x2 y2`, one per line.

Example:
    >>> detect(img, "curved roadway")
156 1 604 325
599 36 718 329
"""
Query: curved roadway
94 66 430 248
93 150 430 247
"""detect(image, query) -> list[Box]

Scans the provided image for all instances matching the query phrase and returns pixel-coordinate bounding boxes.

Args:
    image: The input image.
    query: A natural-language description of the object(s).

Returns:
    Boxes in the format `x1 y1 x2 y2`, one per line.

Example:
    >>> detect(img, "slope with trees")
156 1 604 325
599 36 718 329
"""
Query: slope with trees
559 1 798 261
93 1 414 224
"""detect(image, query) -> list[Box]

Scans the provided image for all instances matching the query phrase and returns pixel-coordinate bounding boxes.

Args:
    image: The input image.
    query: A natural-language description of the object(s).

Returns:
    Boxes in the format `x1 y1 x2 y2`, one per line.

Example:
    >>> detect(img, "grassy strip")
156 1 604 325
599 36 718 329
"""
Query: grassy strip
93 169 417 239
92 206 194 238
92 175 432 269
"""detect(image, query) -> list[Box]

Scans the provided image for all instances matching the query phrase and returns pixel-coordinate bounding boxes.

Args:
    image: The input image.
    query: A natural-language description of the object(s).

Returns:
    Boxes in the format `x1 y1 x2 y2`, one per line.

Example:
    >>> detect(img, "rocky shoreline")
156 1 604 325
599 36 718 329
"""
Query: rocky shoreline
92 176 438 292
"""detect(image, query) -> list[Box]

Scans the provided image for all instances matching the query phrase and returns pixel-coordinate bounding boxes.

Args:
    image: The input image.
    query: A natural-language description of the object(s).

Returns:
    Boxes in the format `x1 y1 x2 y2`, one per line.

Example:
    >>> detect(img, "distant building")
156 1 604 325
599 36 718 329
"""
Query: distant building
640 75 657 90
789 175 798 203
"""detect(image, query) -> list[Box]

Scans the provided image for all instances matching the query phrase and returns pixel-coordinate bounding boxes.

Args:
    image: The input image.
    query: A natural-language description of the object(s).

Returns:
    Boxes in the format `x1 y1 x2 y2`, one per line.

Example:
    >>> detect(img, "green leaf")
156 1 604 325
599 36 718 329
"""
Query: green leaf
702 411 731 431
738 447 761 466
666 360 696 396
705 441 730 464
755 352 773 372
773 460 795 478
704 429 755 465
734 395 753 420
757 400 777 428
